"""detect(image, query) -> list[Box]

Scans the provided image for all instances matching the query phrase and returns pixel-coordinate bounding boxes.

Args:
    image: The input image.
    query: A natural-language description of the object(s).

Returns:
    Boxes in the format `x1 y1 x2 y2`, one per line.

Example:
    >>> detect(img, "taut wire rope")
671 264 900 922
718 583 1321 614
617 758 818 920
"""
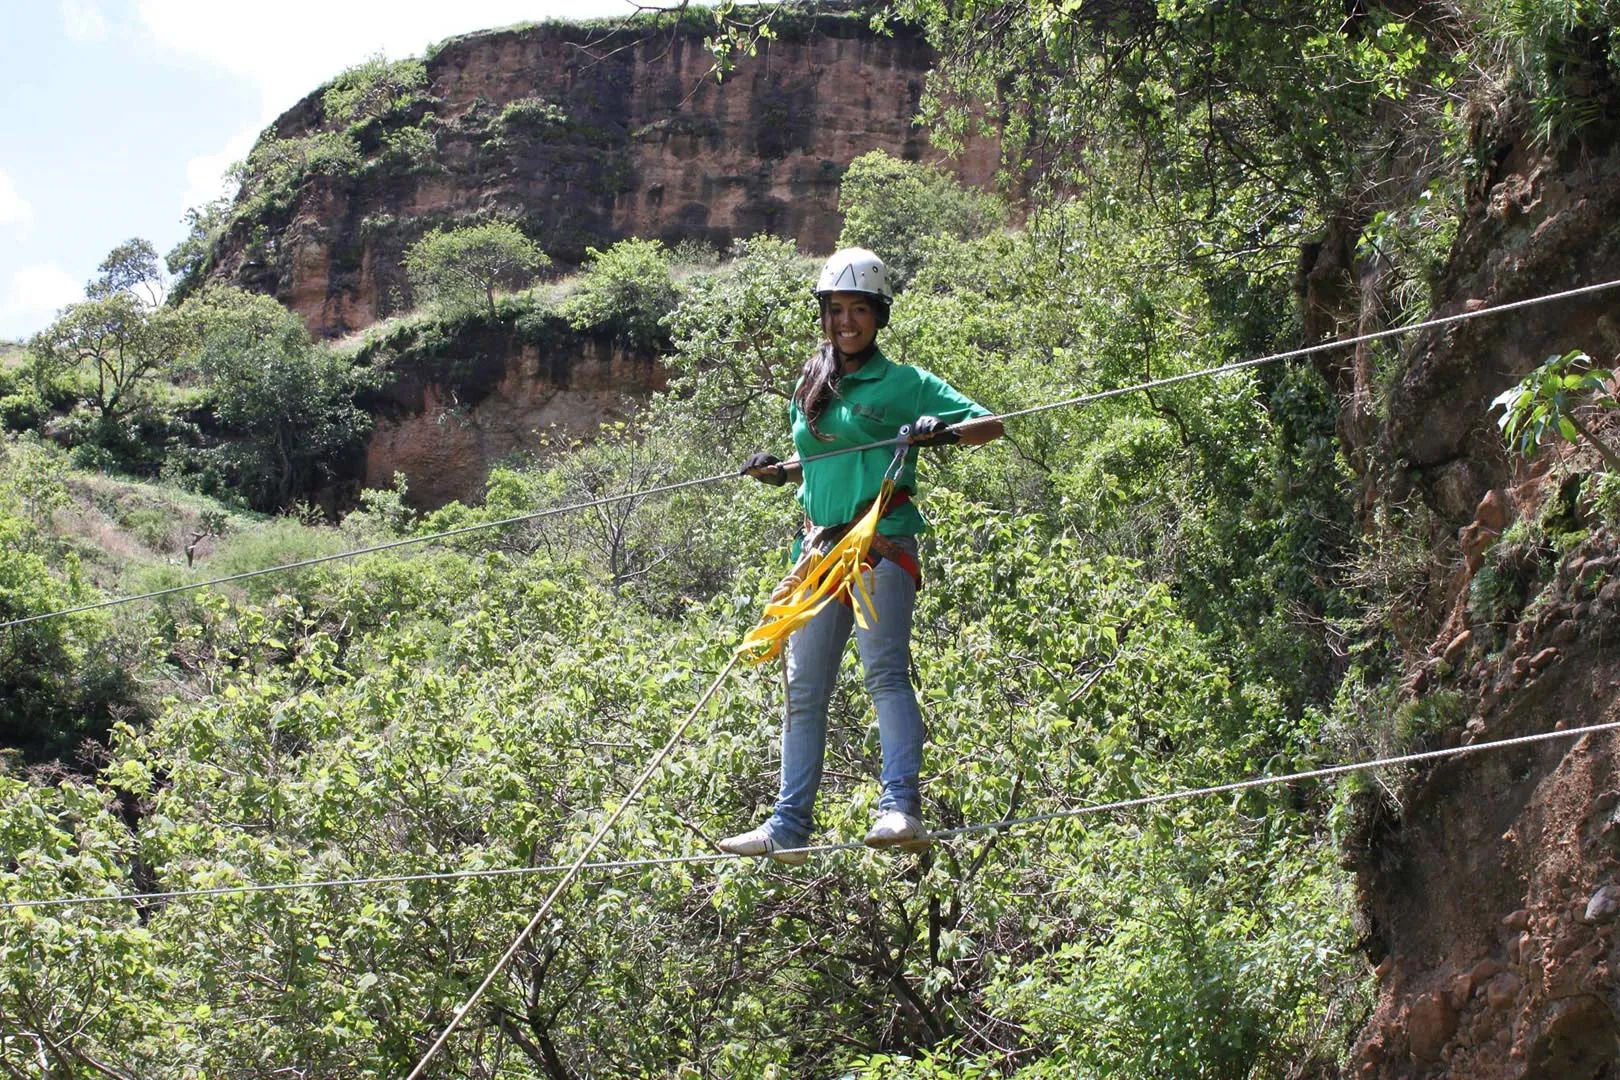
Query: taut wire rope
5 275 1618 633
9 719 1616 913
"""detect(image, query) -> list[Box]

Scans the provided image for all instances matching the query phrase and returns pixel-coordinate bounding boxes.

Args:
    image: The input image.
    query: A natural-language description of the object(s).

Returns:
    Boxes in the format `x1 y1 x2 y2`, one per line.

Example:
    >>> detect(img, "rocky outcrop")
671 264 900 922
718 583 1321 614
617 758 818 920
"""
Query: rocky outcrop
1343 139 1620 1077
207 7 997 339
348 310 666 508
1351 518 1620 1078
361 333 662 509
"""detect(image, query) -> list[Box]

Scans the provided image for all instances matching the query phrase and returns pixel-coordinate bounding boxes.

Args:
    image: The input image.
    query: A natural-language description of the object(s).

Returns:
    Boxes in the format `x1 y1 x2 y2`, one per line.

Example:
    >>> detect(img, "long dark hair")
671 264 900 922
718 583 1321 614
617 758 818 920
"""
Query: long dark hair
793 342 842 440
793 295 889 439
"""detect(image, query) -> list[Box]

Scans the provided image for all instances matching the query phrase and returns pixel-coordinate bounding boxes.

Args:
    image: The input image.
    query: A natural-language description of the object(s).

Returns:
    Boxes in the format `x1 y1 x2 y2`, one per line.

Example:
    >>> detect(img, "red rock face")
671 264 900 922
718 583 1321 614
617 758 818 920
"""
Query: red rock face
1344 140 1620 1079
210 14 999 339
363 336 664 508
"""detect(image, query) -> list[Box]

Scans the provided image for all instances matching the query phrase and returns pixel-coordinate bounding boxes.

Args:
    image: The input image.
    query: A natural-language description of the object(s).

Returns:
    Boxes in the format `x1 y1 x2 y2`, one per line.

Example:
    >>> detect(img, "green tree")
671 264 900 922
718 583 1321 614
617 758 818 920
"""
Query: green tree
0 772 169 1075
837 150 1004 287
26 238 189 430
559 238 680 352
86 237 164 307
403 221 550 318
893 0 1445 268
165 198 232 302
182 287 375 510
1493 349 1620 471
661 234 819 443
28 297 191 428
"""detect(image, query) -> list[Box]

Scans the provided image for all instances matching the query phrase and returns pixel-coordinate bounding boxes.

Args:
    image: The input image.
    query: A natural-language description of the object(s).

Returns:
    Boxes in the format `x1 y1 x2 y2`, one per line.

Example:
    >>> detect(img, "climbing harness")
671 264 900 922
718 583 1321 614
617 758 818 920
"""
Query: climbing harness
736 426 913 662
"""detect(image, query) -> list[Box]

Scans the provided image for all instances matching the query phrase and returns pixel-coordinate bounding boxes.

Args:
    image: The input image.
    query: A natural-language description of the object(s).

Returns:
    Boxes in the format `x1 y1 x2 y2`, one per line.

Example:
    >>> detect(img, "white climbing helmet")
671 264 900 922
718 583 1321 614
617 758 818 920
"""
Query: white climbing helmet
814 247 894 303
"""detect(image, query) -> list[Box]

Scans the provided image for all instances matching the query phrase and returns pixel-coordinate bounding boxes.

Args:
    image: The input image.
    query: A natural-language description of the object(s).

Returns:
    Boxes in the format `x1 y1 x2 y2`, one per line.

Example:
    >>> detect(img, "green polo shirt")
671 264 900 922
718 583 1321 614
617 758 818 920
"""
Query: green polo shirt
789 349 989 536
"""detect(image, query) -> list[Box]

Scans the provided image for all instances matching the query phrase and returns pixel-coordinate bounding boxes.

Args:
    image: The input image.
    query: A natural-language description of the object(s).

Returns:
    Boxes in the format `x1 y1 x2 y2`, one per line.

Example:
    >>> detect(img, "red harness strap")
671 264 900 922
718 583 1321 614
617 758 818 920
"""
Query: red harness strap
863 536 921 591
854 489 921 594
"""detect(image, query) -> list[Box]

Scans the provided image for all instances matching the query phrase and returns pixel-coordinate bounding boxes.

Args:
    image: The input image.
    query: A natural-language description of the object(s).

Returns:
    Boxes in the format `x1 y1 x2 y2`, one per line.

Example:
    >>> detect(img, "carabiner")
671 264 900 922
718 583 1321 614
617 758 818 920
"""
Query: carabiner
887 424 913 480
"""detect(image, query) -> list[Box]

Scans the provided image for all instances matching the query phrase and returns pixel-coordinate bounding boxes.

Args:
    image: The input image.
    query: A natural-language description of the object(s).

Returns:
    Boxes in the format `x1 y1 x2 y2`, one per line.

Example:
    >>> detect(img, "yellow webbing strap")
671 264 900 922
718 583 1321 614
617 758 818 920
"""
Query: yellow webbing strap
736 478 894 664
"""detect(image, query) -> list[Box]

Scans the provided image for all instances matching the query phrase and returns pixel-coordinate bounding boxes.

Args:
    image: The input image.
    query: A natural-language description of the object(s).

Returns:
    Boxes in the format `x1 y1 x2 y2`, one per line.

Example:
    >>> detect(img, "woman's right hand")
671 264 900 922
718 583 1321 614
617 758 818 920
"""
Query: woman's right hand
740 451 788 486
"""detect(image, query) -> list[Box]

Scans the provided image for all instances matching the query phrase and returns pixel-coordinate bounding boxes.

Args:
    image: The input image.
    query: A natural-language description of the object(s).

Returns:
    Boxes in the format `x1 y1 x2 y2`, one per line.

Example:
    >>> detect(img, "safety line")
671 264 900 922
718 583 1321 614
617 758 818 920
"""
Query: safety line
6 274 1617 634
9 719 1614 914
400 651 741 1080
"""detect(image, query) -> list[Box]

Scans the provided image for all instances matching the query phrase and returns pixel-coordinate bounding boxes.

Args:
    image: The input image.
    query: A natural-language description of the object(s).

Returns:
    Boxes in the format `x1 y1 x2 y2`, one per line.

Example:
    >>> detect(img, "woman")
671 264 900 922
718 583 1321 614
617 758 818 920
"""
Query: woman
719 248 1004 865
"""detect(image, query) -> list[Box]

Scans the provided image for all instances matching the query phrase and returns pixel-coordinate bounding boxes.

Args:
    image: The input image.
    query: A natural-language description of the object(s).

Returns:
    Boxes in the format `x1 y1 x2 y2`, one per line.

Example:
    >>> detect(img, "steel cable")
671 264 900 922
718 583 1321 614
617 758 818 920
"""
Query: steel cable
8 719 1614 914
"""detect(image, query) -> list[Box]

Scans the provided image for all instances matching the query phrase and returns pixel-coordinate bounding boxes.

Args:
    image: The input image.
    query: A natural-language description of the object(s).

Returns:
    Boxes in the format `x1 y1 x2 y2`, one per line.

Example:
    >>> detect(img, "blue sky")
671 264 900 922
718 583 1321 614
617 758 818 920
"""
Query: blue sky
0 0 641 341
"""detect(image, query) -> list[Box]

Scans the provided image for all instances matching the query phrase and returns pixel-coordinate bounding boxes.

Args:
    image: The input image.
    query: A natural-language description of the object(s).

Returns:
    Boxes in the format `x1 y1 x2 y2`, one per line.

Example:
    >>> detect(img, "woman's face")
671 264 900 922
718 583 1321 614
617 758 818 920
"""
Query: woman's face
822 291 880 357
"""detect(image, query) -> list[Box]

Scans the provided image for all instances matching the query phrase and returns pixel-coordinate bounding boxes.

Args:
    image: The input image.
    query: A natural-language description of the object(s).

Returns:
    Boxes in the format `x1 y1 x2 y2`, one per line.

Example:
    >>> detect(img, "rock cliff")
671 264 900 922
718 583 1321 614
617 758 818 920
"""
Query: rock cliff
205 7 996 339
198 7 995 509
352 313 665 508
1330 136 1620 1077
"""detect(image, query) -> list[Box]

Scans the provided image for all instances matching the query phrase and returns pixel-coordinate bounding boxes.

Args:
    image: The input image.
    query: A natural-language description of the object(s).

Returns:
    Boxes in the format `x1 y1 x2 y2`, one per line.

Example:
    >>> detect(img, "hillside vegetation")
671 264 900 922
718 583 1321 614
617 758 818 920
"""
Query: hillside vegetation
5 2 1620 1077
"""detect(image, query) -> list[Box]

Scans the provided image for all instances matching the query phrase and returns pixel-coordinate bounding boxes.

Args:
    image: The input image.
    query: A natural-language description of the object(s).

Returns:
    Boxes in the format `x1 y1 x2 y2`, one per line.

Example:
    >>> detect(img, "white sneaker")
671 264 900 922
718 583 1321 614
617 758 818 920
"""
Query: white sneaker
716 826 809 866
864 811 931 852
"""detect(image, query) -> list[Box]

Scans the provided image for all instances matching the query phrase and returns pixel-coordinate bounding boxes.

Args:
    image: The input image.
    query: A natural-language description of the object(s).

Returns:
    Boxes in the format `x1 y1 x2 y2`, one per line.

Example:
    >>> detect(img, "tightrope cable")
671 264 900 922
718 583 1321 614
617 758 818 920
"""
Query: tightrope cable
7 275 1618 633
9 719 1614 914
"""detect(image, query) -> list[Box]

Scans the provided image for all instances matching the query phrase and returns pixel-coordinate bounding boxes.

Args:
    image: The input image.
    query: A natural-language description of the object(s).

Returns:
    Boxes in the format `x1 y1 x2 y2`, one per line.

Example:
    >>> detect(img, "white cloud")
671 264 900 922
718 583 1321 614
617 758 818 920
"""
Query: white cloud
0 265 84 339
0 169 31 228
180 126 257 213
61 0 110 42
136 0 639 121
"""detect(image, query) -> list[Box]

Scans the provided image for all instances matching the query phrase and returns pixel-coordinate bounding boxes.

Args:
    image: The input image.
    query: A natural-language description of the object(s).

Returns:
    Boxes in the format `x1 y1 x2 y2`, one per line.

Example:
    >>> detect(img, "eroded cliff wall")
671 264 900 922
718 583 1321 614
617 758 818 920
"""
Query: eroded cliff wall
207 9 996 339
1330 139 1620 1077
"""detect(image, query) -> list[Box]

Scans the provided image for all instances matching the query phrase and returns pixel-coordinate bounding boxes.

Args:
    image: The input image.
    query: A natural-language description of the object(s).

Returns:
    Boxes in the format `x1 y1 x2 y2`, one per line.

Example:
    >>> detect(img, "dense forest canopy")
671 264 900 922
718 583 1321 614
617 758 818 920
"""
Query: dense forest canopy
5 0 1620 1076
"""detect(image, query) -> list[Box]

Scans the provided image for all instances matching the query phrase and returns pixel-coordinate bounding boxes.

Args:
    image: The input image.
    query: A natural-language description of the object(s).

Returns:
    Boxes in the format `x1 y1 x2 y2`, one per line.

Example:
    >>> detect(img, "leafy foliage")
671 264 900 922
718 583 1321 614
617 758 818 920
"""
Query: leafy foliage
0 439 136 758
164 198 232 303
558 239 680 352
661 234 821 449
1472 0 1620 146
234 132 365 224
26 239 195 465
1493 348 1620 470
838 150 1005 288
895 0 1452 272
177 287 377 511
0 486 1357 1077
85 238 163 306
322 53 429 126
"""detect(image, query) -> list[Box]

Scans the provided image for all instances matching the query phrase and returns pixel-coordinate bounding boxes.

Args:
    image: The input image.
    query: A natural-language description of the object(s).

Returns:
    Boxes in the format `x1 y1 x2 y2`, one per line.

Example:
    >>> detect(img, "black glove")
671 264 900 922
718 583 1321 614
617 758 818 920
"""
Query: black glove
909 415 961 446
740 451 788 486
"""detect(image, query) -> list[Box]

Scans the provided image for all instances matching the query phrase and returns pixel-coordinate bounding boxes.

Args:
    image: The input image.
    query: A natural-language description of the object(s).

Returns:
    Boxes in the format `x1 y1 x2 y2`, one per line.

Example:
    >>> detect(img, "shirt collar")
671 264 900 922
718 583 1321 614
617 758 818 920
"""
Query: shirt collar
838 348 890 383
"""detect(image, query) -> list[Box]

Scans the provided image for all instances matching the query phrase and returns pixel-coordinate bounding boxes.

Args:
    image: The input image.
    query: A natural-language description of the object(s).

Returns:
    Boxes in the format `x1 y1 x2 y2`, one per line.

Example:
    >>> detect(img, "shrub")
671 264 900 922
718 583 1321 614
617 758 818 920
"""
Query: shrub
496 96 568 134
180 287 376 511
378 125 436 169
559 239 680 352
0 508 134 758
0 391 48 432
322 53 428 126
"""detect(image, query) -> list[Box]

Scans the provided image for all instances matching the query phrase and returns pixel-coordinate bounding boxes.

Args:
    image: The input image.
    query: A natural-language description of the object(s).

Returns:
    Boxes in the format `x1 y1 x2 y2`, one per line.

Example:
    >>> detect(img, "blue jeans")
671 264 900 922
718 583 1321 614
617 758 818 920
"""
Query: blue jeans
765 536 923 846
